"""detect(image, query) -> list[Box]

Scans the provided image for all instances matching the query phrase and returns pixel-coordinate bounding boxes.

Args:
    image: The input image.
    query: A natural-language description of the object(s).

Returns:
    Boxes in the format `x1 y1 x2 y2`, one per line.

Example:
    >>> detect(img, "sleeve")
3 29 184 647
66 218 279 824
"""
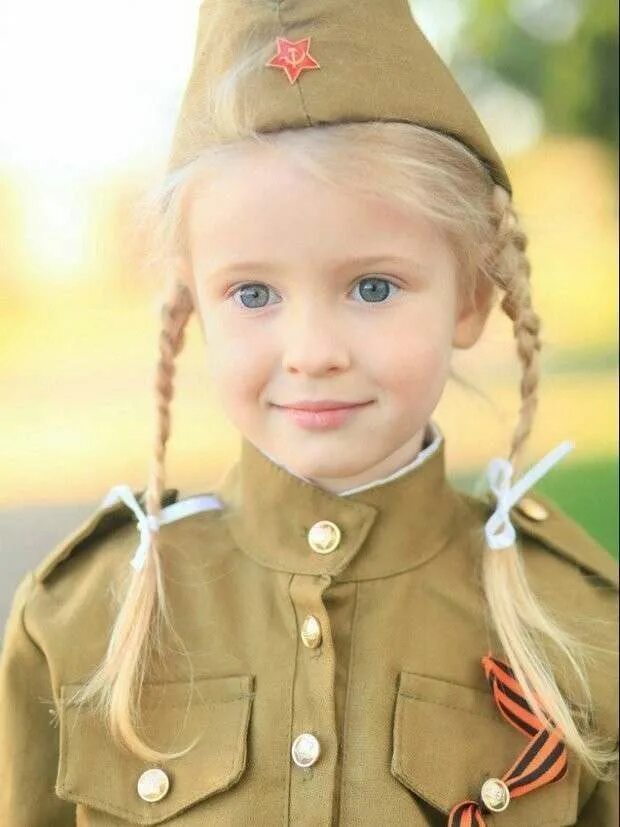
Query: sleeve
0 571 75 826
577 775 619 826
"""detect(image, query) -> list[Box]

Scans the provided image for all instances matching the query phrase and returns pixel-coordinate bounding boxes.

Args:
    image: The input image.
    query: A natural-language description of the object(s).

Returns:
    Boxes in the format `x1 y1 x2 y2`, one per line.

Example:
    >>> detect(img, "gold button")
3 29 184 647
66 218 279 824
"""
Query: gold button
137 768 170 802
516 495 549 521
307 520 341 554
480 777 510 812
291 733 321 767
301 614 322 648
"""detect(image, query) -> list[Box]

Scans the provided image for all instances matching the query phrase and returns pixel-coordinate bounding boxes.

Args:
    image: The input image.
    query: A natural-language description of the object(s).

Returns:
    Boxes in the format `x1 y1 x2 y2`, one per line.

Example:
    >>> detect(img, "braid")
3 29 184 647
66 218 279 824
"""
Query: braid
144 278 195 523
67 275 199 762
490 185 543 474
480 184 618 780
140 276 195 665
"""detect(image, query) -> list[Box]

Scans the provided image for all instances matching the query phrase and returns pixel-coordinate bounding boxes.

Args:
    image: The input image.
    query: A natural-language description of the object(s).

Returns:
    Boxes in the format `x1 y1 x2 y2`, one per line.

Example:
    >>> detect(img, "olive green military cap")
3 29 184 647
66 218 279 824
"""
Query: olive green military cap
167 0 512 194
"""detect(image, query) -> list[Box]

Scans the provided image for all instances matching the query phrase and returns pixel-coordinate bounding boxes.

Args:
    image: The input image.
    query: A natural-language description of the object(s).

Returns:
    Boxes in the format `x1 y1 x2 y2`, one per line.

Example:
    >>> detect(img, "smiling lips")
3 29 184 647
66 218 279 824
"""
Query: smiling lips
277 399 371 410
272 399 374 430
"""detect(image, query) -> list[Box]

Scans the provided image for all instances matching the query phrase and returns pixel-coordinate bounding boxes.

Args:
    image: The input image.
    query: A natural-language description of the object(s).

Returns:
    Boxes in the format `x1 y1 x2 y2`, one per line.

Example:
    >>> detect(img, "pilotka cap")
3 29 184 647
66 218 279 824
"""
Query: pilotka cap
166 0 512 195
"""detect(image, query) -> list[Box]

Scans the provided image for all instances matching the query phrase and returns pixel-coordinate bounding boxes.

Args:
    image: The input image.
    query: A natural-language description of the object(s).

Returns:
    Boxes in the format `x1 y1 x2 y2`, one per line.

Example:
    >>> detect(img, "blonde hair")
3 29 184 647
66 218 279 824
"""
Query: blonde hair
68 39 618 784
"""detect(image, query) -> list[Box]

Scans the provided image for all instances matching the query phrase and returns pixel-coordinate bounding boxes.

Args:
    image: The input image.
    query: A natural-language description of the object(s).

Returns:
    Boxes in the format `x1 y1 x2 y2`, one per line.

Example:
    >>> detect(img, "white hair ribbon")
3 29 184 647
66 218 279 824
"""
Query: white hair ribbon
101 484 160 571
485 440 575 551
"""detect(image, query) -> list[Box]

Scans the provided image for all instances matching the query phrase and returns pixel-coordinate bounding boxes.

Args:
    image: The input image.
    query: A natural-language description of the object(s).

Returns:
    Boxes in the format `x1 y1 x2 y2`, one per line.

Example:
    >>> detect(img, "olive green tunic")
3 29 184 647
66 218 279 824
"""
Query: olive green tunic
0 428 617 825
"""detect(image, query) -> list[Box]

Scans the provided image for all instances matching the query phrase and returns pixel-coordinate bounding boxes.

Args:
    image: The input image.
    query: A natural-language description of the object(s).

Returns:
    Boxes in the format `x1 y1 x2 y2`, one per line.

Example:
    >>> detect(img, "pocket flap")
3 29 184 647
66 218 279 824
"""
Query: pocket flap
56 674 254 825
391 671 580 826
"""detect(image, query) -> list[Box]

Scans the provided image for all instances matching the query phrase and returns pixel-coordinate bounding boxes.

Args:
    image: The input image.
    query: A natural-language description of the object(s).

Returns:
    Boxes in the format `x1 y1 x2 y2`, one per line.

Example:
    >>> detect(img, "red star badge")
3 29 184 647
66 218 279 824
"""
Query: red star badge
265 36 320 85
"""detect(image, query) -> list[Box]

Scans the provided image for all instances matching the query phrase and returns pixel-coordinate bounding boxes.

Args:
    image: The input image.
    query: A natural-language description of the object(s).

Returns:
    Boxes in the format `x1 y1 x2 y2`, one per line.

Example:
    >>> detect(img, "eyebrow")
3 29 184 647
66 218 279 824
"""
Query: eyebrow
209 254 427 277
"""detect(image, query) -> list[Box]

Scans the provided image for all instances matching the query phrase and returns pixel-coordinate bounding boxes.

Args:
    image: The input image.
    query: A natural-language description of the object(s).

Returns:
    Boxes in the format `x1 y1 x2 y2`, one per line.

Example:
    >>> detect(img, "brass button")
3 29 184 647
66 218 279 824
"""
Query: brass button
480 777 510 812
291 733 321 767
301 614 322 648
516 495 549 521
137 768 170 802
307 520 341 554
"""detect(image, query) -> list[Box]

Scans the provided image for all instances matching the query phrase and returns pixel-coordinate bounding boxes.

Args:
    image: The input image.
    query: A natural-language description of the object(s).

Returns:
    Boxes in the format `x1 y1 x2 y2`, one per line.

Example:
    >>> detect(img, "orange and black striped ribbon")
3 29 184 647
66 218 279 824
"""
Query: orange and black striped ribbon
447 653 568 826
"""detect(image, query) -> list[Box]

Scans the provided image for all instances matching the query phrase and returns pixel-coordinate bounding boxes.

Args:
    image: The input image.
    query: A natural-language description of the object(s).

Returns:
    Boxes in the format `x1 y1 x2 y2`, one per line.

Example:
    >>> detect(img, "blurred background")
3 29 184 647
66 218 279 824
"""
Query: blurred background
0 0 618 623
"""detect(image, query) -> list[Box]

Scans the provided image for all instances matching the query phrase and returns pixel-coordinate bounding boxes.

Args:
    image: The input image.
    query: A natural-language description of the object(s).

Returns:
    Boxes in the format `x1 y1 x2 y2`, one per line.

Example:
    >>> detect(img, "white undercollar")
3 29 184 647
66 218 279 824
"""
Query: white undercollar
260 419 444 496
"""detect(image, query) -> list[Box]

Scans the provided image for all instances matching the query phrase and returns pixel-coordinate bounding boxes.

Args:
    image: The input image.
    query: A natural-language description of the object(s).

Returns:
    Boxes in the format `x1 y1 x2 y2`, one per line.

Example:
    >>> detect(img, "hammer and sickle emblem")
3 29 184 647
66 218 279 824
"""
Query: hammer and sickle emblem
285 45 304 66
265 36 321 84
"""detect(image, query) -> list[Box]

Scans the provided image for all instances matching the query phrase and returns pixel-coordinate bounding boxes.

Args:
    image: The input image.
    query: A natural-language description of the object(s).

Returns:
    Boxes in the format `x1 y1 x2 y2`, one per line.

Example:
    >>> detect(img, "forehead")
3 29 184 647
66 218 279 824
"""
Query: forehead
186 149 448 262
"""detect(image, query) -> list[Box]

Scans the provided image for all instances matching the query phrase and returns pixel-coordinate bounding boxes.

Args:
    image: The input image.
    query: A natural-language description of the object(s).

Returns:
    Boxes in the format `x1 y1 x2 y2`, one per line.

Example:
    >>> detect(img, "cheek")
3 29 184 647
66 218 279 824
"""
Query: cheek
384 343 450 406
203 318 272 405
367 304 454 396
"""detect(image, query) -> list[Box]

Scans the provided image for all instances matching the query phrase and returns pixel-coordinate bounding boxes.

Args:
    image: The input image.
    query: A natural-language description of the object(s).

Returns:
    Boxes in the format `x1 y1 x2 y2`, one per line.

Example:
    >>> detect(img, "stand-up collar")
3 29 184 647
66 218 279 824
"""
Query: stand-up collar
215 425 464 582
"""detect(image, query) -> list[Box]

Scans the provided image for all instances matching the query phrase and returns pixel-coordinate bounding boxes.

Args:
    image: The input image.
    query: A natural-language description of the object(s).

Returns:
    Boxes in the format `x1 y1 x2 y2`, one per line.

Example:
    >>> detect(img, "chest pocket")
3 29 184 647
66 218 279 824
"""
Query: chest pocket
55 674 254 825
391 671 581 826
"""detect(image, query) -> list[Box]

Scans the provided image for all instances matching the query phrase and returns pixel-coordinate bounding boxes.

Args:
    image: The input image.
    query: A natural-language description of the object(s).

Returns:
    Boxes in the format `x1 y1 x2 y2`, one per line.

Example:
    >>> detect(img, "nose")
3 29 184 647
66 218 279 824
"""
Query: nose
281 302 351 376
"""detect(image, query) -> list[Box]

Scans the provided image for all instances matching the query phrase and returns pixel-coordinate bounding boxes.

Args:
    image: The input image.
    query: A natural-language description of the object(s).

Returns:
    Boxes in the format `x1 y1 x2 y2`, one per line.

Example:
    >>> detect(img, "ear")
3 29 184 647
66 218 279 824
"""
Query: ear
452 271 496 350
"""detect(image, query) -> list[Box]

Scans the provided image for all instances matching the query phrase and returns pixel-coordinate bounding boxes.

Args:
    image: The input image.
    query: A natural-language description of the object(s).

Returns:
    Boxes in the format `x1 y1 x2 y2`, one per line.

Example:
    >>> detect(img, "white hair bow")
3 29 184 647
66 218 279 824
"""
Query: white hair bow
484 440 574 551
100 484 160 571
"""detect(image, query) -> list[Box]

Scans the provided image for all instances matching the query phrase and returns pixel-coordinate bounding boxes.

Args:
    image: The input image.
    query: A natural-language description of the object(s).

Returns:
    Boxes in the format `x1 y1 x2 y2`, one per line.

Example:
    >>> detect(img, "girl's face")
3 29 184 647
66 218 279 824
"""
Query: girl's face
182 148 491 493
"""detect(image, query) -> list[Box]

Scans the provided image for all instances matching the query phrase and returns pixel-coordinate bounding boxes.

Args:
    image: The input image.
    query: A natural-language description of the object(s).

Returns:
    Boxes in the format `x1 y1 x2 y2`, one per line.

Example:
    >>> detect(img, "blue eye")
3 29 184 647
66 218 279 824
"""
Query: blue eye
229 275 400 310
231 283 279 309
353 276 400 303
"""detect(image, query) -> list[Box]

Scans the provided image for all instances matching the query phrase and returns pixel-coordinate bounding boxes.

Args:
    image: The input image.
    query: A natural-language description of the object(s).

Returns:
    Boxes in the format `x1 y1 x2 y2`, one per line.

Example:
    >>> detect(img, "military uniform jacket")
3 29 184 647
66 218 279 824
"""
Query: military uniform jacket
1 426 618 825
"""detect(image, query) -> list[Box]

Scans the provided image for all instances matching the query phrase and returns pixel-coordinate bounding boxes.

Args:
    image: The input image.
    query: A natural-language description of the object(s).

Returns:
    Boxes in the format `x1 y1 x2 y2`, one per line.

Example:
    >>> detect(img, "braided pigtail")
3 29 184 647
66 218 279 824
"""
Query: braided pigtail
68 276 200 762
492 185 542 470
479 184 617 781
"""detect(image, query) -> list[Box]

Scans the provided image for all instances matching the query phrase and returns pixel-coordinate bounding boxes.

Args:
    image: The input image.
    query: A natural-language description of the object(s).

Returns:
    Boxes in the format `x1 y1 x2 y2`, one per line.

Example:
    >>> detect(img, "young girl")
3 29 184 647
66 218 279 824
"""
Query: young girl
1 1 617 824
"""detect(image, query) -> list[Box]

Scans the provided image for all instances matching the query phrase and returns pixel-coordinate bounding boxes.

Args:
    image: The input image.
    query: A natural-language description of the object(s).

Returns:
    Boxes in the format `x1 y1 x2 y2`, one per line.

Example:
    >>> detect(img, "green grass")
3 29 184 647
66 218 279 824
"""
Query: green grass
455 455 619 560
